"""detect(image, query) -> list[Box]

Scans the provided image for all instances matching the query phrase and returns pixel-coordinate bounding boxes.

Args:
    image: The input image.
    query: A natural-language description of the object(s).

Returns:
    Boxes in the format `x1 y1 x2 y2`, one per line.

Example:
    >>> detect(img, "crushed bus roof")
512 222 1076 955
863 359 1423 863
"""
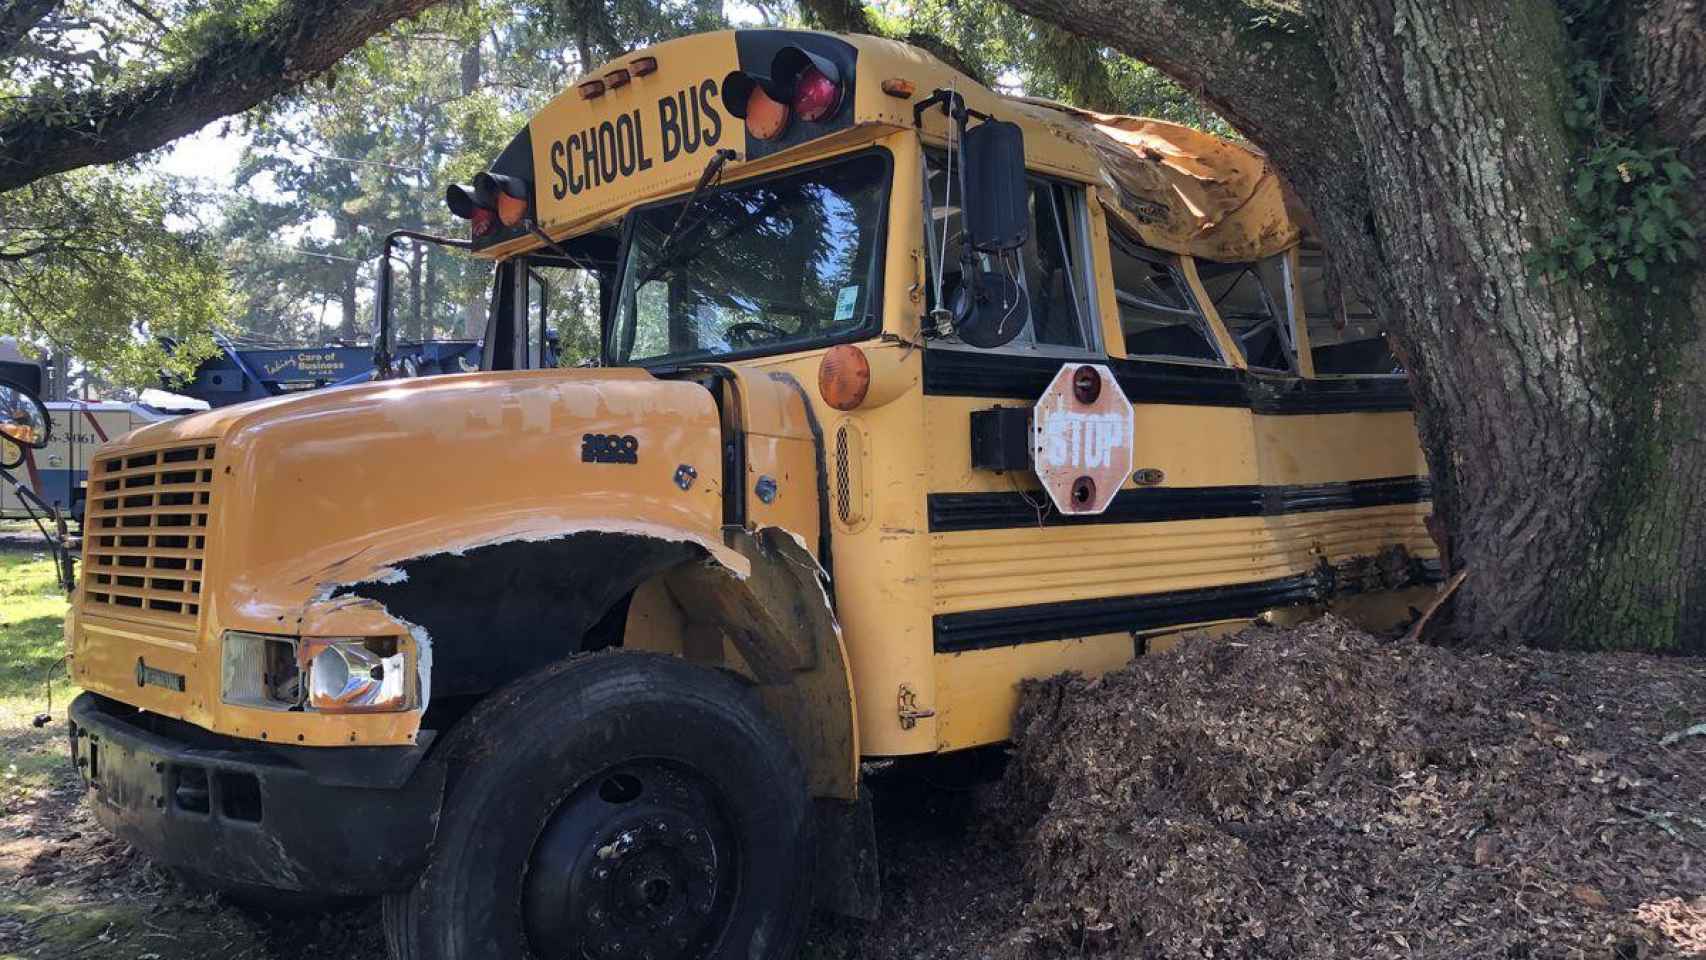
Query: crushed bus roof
1008 98 1301 262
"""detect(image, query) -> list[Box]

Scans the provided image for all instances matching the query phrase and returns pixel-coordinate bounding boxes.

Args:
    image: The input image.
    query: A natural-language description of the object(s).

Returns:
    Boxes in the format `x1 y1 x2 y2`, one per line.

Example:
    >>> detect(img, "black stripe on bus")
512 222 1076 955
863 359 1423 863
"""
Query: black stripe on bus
919 349 1413 413
927 475 1432 533
921 349 1247 405
933 573 1325 653
1247 375 1414 414
932 558 1445 654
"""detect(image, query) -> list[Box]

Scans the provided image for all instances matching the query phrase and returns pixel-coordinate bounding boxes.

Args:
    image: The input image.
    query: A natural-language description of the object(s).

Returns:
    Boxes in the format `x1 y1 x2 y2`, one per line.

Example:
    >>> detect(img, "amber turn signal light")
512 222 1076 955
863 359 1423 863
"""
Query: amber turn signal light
745 85 790 140
818 345 871 411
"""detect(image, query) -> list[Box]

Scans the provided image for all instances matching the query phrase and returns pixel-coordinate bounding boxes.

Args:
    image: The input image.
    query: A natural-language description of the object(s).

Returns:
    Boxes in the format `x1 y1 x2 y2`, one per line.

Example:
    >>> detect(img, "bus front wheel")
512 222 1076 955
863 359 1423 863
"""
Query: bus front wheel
383 652 815 960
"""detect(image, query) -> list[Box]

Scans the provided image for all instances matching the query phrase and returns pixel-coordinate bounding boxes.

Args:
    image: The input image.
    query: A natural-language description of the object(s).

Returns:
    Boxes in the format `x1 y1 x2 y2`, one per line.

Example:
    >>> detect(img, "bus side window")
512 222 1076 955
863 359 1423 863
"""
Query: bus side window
1106 229 1223 364
1024 181 1091 349
525 271 548 369
1196 257 1296 373
1296 251 1404 376
521 230 618 368
527 262 606 367
923 159 1098 354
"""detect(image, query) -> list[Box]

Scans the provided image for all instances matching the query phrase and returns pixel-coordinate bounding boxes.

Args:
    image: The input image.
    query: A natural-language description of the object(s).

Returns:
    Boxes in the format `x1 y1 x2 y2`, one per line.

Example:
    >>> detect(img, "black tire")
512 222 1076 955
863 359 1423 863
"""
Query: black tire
383 652 814 960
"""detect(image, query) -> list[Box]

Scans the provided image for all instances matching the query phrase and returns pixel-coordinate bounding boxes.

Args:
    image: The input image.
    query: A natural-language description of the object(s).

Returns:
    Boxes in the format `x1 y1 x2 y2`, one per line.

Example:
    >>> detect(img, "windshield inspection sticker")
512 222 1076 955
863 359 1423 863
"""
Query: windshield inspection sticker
834 286 860 322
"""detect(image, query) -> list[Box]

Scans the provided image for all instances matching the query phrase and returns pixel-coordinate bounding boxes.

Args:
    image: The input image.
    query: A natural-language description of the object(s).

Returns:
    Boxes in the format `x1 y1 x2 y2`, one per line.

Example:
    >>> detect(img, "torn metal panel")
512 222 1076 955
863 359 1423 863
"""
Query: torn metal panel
322 530 712 701
279 520 746 742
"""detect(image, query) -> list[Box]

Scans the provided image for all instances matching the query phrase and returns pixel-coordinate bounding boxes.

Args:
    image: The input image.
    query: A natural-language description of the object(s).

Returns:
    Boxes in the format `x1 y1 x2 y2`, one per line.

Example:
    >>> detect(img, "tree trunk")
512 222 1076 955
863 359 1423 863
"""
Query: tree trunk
339 269 358 341
336 216 359 340
1002 0 1704 648
1302 0 1699 648
1628 0 1706 642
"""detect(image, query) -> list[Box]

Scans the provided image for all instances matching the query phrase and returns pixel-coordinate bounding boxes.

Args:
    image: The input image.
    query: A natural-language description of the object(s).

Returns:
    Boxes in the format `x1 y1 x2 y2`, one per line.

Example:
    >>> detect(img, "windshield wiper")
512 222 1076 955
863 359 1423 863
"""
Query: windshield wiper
652 148 737 273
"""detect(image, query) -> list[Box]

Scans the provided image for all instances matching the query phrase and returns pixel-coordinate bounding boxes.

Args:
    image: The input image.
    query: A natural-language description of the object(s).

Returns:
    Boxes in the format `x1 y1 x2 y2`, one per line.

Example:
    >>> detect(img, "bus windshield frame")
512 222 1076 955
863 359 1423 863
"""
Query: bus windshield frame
605 147 892 367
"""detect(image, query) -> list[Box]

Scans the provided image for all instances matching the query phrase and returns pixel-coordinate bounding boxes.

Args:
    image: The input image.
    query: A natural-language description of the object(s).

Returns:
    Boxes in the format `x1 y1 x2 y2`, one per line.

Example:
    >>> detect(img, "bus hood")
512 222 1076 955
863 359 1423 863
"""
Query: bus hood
202 369 732 624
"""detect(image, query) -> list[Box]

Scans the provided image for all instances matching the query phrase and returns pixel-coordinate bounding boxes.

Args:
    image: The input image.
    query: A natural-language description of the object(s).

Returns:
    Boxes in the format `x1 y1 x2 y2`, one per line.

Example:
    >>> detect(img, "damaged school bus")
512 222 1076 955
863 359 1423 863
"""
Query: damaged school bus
65 28 1436 960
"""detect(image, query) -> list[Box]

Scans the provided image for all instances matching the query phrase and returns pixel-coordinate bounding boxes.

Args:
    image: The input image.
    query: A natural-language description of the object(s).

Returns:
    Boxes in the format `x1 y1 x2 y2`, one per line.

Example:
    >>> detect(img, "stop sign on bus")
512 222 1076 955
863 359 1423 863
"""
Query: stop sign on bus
1032 362 1134 515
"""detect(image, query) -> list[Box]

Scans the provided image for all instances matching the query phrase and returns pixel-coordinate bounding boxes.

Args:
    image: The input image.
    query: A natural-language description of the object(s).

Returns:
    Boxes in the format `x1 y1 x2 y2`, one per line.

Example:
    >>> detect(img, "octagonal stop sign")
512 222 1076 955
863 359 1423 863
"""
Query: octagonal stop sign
1032 363 1133 515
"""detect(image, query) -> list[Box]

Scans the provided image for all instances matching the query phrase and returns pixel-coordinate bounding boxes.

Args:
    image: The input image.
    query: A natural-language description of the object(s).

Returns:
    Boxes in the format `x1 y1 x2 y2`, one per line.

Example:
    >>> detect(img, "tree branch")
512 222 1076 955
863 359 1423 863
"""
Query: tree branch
0 0 63 61
1031 22 1123 114
898 31 989 85
794 0 871 34
996 0 1334 149
0 0 446 193
796 0 990 85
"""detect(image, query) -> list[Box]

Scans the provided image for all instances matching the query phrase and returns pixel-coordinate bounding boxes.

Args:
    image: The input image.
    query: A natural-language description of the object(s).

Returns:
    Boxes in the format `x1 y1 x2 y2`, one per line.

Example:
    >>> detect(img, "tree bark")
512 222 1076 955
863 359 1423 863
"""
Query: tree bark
0 0 446 193
0 0 61 61
1001 0 1705 648
1628 0 1706 642
1305 0 1619 645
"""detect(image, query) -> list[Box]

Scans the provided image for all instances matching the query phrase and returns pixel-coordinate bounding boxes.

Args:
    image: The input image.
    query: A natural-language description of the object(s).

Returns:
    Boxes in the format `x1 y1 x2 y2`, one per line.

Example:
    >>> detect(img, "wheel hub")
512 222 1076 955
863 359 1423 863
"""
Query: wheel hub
524 763 733 960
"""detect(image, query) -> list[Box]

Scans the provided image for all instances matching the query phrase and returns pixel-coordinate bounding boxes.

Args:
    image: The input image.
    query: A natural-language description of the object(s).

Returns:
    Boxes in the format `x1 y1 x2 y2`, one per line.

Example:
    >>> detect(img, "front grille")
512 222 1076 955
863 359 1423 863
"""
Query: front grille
82 444 215 626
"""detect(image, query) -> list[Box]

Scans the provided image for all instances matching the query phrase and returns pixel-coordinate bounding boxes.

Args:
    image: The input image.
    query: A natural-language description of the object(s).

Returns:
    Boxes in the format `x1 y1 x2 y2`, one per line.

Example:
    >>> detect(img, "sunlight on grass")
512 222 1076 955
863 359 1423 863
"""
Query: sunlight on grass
0 552 74 803
0 552 71 709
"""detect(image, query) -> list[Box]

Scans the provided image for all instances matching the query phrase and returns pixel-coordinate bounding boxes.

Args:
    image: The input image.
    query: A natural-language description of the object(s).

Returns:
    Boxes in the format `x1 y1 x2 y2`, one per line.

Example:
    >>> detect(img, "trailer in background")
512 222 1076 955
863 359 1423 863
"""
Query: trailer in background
0 396 197 522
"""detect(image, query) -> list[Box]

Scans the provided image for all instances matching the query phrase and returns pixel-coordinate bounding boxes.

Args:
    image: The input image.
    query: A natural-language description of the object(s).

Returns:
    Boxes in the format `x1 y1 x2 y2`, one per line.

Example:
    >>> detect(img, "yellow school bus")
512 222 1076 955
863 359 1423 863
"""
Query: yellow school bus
65 29 1434 960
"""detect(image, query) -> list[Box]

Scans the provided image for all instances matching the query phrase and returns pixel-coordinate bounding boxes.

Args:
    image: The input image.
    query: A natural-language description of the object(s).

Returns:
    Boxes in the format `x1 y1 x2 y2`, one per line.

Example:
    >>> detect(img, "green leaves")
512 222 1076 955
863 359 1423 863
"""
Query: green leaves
0 170 230 388
1532 4 1700 290
1533 142 1698 285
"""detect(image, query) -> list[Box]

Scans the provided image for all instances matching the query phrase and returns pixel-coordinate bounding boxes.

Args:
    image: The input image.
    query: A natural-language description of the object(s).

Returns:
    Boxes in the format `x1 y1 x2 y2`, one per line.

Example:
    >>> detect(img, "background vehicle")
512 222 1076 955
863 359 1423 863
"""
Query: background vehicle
0 399 199 522
1 378 78 590
64 29 1432 960
171 334 485 407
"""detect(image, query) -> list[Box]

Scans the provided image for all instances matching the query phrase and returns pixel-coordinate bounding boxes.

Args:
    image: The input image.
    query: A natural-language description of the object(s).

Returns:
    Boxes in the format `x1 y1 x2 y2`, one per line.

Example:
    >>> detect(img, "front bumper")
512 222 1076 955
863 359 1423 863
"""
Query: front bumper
69 693 446 895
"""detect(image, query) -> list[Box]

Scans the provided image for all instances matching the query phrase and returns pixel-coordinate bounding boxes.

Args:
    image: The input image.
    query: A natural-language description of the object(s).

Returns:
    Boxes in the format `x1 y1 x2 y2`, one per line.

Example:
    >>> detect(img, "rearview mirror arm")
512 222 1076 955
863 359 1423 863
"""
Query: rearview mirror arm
372 229 475 380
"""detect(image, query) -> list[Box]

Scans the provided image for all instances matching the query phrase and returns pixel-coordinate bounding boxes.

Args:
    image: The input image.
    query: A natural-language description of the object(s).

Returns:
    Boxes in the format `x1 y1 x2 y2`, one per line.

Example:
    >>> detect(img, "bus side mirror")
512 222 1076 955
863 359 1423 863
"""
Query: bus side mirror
0 380 50 470
961 120 1028 253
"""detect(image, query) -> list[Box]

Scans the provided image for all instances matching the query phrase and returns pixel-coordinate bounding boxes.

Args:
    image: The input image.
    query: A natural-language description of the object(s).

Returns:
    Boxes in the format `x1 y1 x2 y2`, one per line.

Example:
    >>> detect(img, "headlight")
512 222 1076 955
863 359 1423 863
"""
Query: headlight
221 631 302 709
302 638 410 712
222 632 413 713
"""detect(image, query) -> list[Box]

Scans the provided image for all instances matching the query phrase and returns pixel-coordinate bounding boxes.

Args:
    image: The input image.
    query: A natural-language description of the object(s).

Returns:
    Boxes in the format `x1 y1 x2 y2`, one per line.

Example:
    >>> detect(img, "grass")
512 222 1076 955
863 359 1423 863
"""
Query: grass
0 553 69 701
0 552 72 806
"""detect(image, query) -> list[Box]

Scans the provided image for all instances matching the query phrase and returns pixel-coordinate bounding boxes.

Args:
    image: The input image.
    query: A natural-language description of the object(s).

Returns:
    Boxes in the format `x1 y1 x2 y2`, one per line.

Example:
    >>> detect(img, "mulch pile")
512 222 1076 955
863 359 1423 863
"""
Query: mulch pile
990 618 1706 959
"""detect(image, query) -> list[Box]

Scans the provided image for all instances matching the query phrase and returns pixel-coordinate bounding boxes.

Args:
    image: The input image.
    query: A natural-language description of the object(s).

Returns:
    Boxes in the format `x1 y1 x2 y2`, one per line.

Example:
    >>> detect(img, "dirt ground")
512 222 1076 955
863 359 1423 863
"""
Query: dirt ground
2 537 1702 960
0 726 1028 959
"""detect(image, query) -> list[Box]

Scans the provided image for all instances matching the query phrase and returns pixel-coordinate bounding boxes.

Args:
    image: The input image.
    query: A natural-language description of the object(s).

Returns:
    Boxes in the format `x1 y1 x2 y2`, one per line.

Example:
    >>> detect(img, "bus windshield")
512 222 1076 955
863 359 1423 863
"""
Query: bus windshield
609 151 888 364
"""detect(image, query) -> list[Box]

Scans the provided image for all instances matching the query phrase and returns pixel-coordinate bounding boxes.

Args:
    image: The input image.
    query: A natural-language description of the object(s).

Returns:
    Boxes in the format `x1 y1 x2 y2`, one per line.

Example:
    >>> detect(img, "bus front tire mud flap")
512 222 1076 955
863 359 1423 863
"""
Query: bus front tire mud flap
813 791 880 920
382 651 815 960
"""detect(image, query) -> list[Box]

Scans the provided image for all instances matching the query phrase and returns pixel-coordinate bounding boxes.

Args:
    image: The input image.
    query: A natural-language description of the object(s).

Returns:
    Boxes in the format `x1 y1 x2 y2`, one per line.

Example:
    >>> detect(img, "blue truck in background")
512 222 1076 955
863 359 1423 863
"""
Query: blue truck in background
173 336 485 407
